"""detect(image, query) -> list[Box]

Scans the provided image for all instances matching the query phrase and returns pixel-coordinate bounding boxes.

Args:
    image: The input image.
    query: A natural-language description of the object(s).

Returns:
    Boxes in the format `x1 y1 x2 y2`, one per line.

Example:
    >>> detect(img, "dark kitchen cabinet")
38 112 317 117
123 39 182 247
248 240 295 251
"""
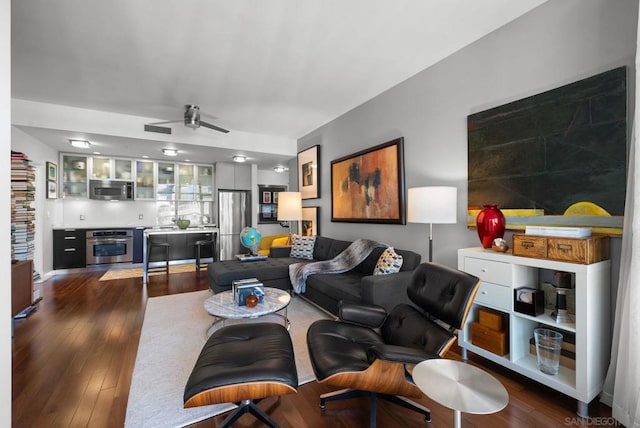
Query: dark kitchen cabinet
53 229 86 269
148 231 216 262
133 227 145 263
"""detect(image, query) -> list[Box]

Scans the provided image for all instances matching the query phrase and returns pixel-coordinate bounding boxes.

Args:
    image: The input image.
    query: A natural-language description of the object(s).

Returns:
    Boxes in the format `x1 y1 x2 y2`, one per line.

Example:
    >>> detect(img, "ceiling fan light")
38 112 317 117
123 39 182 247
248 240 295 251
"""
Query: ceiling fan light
233 155 246 163
70 139 91 149
162 148 178 156
273 166 287 173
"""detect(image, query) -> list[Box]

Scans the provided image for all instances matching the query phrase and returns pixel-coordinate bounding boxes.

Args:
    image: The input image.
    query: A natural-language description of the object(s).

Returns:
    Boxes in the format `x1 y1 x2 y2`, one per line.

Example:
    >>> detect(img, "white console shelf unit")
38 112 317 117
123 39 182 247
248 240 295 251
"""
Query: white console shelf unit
457 247 610 417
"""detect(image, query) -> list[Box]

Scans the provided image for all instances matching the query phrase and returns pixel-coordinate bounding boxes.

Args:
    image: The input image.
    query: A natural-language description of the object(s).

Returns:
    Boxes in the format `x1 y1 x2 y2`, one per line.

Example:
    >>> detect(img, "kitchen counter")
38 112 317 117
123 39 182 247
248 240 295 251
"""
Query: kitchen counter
143 227 219 282
144 226 219 235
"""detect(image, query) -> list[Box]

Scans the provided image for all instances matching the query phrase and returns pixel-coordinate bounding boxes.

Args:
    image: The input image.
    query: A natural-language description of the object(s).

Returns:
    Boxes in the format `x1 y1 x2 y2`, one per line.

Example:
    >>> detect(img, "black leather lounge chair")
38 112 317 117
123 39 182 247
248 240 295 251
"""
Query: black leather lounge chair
306 262 480 427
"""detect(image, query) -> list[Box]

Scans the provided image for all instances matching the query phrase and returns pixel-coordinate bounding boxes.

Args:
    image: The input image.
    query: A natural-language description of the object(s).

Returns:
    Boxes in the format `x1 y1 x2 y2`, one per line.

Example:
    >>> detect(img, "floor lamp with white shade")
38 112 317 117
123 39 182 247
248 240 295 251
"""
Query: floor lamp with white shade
407 186 457 262
277 191 302 237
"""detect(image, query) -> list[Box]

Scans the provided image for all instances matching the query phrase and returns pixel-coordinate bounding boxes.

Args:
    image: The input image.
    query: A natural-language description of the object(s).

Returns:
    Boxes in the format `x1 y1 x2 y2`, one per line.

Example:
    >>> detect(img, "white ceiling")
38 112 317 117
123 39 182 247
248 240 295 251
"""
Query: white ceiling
11 0 547 168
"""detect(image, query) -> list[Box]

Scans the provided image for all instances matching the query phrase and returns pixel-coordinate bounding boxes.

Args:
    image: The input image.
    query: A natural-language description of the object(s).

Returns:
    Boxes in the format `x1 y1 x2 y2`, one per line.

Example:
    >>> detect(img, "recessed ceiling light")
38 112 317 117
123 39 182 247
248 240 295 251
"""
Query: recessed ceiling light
185 159 191 162
162 149 178 156
69 139 91 149
93 151 101 155
142 155 149 159
233 155 246 163
273 166 287 173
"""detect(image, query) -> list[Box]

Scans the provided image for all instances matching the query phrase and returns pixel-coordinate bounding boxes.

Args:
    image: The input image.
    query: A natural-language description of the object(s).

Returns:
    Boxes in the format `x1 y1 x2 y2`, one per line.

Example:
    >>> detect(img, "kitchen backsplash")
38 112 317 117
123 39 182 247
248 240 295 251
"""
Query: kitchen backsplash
61 199 160 227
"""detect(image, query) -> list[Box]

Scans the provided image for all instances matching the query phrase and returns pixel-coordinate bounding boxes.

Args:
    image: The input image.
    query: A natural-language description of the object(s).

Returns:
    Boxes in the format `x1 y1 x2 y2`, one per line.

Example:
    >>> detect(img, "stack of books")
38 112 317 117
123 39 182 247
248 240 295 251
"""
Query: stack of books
235 253 268 262
11 151 36 262
231 278 265 306
525 226 592 238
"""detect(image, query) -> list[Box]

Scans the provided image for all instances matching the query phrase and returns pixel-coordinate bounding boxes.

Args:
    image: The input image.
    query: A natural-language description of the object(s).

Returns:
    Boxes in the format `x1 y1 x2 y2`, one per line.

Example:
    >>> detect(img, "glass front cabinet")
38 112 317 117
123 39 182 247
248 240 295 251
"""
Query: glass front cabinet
135 160 155 200
157 162 176 200
61 154 213 204
177 163 196 200
197 165 214 201
62 155 88 198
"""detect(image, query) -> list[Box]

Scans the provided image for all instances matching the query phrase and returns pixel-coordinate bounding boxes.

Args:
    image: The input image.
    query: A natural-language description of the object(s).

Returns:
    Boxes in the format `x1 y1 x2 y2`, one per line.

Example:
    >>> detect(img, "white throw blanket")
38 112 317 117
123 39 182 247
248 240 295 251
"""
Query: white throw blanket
289 238 382 293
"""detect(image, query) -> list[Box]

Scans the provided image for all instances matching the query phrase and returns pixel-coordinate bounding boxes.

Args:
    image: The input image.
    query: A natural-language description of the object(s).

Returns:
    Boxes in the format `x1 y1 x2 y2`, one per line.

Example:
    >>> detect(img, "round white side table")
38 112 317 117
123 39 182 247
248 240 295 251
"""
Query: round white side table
204 287 291 337
413 359 508 428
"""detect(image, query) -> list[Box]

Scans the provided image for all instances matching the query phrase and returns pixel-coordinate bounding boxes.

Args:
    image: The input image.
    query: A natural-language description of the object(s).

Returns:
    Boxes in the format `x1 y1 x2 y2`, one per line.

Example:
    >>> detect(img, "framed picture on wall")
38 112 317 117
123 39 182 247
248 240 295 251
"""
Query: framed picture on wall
46 161 58 182
331 137 406 224
47 180 57 199
302 206 319 236
262 191 271 204
298 145 320 199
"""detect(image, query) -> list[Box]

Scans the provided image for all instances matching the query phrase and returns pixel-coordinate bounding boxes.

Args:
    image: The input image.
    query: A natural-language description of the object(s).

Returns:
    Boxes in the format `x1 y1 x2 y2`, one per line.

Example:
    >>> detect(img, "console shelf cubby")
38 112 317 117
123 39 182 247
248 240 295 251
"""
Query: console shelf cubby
458 247 610 418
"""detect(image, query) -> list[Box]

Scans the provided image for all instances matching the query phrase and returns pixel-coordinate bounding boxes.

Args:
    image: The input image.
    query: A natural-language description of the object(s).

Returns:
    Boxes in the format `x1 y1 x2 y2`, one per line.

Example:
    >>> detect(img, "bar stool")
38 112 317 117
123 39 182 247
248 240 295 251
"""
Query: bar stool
195 233 217 274
146 235 170 280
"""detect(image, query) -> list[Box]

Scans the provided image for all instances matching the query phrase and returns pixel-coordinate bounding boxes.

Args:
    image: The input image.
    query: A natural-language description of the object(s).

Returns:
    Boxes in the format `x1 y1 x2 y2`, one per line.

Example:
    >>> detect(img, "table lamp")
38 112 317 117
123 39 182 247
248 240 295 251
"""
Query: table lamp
408 186 457 262
277 191 302 237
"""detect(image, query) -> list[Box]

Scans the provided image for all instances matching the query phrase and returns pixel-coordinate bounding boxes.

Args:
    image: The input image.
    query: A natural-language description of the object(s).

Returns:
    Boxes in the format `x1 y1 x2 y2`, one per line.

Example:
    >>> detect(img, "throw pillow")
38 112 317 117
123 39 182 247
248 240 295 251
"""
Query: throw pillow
271 236 290 247
373 247 403 275
290 235 316 260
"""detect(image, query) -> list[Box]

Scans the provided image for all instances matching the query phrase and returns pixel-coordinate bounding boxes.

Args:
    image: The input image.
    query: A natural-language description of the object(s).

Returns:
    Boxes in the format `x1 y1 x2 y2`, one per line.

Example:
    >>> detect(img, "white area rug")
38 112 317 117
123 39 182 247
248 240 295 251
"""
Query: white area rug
124 290 329 428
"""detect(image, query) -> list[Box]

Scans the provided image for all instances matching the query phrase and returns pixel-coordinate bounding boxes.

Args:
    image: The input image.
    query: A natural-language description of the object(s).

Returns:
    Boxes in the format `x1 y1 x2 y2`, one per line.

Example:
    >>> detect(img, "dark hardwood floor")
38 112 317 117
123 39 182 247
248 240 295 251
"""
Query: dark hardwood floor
12 268 617 427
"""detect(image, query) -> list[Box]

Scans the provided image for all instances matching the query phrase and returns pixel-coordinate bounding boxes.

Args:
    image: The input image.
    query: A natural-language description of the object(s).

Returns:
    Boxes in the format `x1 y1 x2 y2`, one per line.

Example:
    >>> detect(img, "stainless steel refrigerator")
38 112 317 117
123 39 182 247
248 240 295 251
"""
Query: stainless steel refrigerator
218 190 251 260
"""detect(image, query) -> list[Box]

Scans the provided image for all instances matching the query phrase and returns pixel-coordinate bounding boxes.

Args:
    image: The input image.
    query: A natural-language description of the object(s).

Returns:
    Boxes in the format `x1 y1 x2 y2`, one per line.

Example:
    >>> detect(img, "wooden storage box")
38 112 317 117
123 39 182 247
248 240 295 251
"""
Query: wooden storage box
512 234 610 264
478 308 504 331
470 322 508 355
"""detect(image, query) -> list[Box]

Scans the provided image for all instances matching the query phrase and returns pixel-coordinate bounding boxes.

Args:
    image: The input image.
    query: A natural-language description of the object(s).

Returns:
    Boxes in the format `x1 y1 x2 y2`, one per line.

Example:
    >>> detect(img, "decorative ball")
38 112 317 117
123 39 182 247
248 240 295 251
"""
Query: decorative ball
245 294 259 308
491 237 509 252
240 227 262 255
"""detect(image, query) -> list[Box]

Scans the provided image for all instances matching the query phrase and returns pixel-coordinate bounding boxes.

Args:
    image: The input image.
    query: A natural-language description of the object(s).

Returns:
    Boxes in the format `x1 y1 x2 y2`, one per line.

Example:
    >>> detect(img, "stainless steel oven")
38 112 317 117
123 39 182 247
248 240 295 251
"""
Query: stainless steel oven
86 229 133 265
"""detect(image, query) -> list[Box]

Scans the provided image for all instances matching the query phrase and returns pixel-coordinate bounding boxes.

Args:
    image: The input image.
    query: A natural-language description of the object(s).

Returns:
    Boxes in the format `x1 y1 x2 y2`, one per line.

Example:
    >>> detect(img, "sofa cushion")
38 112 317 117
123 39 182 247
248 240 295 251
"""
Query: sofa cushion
209 258 298 286
373 247 403 275
290 235 316 259
306 271 364 302
327 239 351 260
395 249 421 271
313 236 334 261
353 246 386 275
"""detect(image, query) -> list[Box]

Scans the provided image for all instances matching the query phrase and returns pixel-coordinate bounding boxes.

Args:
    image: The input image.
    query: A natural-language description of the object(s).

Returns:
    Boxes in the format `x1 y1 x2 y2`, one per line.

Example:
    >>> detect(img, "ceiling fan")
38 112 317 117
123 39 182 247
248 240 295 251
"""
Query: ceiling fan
144 104 230 135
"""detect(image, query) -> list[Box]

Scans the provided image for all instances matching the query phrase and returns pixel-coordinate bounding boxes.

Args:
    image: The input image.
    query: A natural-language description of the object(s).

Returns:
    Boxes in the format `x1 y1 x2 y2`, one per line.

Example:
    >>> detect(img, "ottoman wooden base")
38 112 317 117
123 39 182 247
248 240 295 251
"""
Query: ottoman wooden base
184 322 298 427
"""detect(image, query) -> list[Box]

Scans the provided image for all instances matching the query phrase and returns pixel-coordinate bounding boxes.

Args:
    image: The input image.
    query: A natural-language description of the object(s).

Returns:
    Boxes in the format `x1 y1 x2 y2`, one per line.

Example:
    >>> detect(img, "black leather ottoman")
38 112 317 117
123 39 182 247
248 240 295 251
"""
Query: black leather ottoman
184 322 298 427
207 258 301 293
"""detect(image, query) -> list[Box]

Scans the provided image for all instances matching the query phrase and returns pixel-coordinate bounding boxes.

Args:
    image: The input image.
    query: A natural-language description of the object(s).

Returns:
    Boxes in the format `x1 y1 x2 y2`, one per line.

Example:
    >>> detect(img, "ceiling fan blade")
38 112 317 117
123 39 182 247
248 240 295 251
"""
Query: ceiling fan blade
147 119 183 126
144 124 172 135
199 120 230 134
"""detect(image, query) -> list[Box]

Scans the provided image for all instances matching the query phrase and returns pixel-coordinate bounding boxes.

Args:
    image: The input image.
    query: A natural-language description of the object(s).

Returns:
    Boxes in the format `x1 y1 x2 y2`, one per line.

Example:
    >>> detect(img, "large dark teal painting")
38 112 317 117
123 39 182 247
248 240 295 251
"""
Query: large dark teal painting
467 66 627 234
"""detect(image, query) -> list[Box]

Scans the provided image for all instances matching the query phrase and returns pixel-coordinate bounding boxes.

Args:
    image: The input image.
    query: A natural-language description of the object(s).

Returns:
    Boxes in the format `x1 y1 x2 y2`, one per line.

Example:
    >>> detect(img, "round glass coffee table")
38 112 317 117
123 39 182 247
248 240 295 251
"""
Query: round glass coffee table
413 359 508 428
204 287 291 337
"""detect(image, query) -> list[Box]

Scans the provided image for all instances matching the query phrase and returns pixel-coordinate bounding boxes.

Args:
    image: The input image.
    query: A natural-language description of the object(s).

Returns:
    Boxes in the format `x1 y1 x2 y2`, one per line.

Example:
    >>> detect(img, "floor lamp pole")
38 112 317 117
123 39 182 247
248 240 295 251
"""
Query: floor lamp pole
428 222 433 262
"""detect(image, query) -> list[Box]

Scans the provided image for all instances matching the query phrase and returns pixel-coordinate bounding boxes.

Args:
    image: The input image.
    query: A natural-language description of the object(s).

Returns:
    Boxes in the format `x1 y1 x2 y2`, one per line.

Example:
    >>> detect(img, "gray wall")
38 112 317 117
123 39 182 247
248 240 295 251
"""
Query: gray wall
298 0 636 296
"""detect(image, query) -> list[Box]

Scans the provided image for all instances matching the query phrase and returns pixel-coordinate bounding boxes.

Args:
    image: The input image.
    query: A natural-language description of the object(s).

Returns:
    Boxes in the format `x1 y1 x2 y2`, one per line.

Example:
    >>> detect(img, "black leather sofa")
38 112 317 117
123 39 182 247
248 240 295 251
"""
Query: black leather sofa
207 236 421 315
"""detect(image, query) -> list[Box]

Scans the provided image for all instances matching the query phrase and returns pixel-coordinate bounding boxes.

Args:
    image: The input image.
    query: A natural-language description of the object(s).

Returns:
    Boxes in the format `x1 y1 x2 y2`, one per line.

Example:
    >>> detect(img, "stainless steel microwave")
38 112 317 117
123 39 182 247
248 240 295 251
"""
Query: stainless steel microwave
89 180 134 201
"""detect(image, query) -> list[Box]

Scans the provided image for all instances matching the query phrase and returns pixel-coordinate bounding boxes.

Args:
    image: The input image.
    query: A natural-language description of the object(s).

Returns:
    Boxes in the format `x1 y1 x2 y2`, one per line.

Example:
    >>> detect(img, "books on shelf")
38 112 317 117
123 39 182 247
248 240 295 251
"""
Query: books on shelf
525 226 592 238
11 151 35 262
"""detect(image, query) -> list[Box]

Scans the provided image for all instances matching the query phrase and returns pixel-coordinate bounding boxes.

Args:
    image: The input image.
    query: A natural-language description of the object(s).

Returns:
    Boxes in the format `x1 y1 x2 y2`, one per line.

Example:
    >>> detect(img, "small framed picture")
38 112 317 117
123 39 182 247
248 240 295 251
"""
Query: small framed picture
302 206 319 236
298 145 320 199
263 191 272 204
47 180 58 199
46 161 58 182
273 192 278 204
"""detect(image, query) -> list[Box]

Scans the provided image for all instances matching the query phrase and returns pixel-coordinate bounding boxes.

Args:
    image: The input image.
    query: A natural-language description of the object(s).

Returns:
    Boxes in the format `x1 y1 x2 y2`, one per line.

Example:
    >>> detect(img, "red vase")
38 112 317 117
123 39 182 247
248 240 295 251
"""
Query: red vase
476 205 506 249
